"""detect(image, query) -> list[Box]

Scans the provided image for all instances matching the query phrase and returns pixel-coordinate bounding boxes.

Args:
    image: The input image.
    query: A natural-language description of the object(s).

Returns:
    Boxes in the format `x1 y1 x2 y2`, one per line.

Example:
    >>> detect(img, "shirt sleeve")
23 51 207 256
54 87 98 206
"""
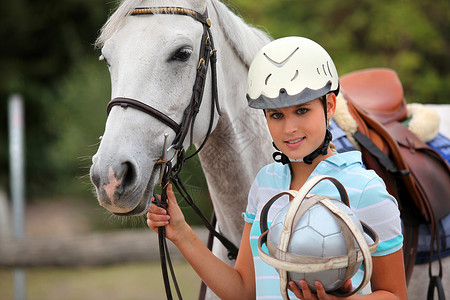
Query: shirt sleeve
354 176 404 256
243 176 260 224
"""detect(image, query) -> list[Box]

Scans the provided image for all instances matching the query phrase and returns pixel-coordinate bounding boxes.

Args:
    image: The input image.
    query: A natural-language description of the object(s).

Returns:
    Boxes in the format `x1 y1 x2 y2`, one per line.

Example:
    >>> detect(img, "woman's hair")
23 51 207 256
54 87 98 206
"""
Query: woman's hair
329 141 336 153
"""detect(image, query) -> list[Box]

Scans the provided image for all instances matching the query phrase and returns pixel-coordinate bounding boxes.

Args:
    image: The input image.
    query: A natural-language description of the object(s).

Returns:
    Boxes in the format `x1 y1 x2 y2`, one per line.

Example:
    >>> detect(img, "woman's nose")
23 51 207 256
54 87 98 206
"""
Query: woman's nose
283 115 298 134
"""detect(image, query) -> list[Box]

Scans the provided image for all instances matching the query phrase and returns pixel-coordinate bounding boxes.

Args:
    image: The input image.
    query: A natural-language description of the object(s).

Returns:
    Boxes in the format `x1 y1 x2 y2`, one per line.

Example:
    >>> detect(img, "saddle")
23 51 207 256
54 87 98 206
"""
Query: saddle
339 68 450 299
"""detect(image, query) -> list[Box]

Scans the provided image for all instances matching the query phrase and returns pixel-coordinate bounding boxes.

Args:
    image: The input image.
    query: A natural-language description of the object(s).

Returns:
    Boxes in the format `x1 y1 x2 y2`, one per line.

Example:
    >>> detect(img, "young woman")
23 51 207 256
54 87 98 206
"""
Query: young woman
147 37 408 300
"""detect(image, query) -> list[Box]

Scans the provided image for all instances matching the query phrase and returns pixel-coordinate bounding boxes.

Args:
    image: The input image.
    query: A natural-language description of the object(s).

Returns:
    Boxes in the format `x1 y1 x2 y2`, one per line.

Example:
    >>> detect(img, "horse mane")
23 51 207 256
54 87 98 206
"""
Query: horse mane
210 0 272 68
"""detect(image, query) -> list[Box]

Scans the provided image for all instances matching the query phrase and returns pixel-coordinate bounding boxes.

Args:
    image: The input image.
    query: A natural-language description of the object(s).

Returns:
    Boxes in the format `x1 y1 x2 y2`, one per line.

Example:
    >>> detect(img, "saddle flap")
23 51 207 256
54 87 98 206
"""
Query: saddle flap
387 122 450 221
341 68 407 124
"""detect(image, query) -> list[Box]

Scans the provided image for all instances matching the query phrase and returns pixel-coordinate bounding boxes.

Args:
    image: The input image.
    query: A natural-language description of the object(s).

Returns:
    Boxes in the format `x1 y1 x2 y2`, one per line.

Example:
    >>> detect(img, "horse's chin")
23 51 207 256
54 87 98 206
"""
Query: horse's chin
113 197 151 216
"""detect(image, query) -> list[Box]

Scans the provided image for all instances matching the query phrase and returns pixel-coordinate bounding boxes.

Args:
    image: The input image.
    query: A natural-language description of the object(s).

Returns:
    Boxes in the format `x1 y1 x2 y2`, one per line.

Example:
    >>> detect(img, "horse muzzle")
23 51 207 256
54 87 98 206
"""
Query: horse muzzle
90 154 158 216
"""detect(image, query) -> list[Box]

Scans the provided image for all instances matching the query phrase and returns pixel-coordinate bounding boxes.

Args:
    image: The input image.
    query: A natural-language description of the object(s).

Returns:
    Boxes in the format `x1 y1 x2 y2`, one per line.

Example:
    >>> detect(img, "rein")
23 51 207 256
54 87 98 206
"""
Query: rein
106 7 238 300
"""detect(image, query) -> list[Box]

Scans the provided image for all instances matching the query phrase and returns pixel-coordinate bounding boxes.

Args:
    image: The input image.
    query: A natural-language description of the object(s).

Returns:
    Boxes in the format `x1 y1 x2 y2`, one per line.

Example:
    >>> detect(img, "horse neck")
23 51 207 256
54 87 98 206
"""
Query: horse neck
197 107 272 244
191 0 272 247
196 29 272 244
198 108 272 193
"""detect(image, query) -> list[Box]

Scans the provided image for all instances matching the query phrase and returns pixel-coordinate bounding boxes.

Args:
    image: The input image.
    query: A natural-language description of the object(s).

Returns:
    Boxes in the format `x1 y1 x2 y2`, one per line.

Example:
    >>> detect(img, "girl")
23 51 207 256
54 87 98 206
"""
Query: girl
147 36 408 300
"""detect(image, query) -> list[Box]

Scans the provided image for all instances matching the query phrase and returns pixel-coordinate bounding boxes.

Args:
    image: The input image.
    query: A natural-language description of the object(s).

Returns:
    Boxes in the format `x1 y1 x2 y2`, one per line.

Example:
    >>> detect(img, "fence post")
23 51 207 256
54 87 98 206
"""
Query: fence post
8 94 27 300
0 189 10 239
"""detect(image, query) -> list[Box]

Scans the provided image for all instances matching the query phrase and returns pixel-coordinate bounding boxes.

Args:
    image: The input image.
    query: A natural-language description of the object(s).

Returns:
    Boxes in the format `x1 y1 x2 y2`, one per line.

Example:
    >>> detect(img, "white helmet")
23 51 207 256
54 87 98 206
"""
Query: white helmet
247 36 339 109
258 176 379 299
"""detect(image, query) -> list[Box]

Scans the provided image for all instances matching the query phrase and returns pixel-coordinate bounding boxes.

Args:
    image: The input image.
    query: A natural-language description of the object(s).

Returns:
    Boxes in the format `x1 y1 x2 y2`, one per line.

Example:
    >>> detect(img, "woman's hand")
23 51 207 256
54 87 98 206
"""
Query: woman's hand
288 279 352 300
146 184 189 244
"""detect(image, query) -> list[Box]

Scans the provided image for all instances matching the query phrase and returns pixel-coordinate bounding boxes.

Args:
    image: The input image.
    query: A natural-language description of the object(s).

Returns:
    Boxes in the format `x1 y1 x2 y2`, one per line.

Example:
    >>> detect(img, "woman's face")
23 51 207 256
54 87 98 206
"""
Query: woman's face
265 96 335 161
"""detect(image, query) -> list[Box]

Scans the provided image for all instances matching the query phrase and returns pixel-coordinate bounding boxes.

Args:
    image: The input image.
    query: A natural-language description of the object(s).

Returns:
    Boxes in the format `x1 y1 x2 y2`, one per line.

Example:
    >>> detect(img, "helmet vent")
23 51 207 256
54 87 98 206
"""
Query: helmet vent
291 70 299 81
322 64 328 76
265 74 272 85
263 47 299 68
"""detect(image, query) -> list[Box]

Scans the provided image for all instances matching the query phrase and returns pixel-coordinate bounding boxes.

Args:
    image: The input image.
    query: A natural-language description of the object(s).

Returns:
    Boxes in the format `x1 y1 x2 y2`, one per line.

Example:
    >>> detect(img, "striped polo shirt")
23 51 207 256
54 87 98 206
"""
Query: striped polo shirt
244 151 403 299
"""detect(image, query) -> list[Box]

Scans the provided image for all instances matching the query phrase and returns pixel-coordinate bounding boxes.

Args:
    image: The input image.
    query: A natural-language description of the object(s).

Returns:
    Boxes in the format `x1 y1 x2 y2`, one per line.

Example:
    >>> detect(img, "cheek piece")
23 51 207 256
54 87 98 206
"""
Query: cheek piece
272 96 332 165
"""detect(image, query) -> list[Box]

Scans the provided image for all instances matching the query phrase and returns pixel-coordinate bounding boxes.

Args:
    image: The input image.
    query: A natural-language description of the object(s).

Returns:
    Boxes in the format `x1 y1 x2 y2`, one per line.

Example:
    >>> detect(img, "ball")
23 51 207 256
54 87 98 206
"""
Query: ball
267 198 364 292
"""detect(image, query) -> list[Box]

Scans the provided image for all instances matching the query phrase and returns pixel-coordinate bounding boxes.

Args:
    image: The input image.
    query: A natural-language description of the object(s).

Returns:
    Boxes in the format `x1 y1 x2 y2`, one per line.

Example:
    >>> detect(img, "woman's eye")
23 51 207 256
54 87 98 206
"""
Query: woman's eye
297 108 309 114
172 47 193 61
270 112 283 119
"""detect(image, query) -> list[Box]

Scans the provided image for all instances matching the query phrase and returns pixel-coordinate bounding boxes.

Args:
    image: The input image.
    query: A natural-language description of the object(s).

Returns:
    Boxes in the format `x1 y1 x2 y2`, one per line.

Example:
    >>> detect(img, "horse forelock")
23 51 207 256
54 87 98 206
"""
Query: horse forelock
95 0 207 48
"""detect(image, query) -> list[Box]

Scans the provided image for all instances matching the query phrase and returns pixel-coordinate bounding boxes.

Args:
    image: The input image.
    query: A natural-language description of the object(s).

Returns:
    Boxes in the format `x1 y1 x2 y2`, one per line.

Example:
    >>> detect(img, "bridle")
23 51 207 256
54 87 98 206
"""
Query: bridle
107 6 221 154
105 7 238 300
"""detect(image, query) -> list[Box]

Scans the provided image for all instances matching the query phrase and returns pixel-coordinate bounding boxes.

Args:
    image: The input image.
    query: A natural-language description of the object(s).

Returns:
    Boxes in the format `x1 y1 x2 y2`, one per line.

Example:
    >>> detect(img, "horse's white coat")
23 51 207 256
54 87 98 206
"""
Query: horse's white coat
90 0 272 297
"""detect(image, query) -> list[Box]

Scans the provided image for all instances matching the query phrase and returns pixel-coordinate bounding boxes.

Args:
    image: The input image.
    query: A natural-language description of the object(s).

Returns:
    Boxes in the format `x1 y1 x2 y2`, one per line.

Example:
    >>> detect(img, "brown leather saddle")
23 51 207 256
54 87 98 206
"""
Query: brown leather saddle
340 68 450 299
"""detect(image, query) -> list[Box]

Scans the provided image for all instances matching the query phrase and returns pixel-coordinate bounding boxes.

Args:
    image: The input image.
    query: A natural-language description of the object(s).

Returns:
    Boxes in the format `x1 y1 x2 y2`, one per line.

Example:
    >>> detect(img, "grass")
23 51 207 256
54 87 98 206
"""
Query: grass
0 262 201 300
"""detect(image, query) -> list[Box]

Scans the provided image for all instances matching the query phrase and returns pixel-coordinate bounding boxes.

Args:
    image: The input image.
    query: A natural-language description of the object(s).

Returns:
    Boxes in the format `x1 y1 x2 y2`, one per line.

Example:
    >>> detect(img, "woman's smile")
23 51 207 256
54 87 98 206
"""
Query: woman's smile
285 136 306 148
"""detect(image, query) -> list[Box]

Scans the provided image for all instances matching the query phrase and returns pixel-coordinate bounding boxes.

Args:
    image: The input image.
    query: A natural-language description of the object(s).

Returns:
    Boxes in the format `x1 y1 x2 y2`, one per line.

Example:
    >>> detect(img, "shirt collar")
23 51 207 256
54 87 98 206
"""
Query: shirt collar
324 151 362 167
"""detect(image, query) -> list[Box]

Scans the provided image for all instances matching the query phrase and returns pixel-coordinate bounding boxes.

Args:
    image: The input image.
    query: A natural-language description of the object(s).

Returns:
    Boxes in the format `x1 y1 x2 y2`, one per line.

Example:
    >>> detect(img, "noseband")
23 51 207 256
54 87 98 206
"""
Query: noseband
105 7 237 300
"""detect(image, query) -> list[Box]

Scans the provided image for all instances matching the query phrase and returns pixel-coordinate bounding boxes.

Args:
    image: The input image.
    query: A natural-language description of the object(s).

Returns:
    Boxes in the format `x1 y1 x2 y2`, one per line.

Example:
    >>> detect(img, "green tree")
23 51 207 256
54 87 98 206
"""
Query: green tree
0 0 114 197
230 0 449 103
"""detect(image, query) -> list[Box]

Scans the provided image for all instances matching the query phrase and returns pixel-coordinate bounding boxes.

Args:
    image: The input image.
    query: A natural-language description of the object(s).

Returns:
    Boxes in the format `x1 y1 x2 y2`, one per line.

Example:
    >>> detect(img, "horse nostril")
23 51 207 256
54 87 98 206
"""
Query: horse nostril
120 161 136 192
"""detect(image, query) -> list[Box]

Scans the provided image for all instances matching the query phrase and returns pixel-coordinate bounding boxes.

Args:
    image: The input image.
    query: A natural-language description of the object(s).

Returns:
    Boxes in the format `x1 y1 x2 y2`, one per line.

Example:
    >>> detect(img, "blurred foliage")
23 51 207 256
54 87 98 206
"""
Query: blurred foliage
0 0 115 197
0 0 448 227
229 0 449 103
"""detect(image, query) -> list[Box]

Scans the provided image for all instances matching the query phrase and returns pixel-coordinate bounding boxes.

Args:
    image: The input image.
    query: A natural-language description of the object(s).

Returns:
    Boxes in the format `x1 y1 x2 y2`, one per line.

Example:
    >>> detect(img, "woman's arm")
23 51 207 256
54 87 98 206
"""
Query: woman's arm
147 184 255 300
370 249 408 299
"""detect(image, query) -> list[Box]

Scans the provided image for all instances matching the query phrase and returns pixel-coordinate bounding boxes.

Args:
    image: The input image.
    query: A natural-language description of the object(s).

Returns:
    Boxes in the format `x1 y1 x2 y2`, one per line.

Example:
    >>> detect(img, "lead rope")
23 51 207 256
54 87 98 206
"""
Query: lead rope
154 134 182 300
154 146 239 300
153 160 183 300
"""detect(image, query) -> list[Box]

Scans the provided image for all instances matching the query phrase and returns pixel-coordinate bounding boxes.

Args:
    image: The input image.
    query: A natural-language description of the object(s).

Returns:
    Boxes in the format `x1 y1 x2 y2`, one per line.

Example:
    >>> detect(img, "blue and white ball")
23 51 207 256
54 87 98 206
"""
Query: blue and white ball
268 198 364 292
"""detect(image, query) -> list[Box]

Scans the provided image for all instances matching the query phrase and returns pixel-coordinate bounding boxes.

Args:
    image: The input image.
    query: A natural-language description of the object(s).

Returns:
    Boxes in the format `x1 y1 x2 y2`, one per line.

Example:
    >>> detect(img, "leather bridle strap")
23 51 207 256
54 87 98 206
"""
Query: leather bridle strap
107 97 180 133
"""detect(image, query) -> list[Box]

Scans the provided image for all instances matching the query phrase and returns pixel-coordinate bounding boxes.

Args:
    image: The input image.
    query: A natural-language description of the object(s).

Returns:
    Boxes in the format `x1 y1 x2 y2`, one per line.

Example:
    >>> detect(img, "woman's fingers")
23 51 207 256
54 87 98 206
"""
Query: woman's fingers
147 194 170 231
299 280 315 299
314 281 329 299
288 281 304 298
147 184 186 238
147 210 170 226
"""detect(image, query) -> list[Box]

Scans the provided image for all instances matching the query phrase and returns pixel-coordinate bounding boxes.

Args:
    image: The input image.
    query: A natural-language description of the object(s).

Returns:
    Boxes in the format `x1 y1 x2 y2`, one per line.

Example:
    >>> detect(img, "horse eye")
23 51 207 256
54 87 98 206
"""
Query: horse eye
172 47 193 61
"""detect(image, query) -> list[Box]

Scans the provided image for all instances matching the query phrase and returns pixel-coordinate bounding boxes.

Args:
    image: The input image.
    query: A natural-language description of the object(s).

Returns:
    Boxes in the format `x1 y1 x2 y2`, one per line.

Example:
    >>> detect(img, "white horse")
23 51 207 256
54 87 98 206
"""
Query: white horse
90 0 450 299
89 0 272 298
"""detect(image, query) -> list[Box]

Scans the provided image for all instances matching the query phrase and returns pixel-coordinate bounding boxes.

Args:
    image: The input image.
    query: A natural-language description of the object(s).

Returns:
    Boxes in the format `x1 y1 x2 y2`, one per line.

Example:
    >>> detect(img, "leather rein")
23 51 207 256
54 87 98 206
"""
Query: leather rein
105 7 238 300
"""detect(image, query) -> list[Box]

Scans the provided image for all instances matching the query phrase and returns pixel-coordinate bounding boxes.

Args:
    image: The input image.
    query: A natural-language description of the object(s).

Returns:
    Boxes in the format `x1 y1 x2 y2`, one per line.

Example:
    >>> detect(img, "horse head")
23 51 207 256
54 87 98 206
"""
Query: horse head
90 0 219 215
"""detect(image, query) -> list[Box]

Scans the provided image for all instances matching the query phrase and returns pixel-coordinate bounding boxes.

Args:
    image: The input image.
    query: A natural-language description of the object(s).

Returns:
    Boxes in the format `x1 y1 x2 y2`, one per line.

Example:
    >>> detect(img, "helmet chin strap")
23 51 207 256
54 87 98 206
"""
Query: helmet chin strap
290 157 303 163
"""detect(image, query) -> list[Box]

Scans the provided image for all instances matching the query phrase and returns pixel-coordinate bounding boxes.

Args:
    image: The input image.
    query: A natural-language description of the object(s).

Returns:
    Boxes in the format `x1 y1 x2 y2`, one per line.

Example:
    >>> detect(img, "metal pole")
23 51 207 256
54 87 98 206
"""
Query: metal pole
8 94 27 300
